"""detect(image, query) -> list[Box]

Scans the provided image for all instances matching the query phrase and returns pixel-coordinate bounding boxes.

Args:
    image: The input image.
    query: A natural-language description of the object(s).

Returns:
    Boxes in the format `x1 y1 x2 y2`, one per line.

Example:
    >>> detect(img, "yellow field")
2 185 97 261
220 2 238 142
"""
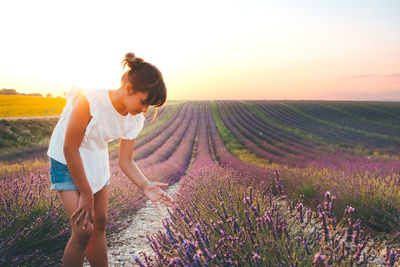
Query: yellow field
0 95 66 117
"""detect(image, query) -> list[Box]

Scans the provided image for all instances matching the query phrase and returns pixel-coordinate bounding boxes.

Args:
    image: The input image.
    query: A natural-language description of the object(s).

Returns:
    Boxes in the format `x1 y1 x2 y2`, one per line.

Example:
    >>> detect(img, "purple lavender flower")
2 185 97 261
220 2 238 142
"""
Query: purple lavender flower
177 233 184 244
133 255 145 267
306 210 312 224
173 201 191 224
330 217 336 230
253 252 260 264
313 252 326 267
274 169 285 196
297 202 304 223
243 196 251 205
324 191 331 202
249 204 259 217
385 245 399 266
164 218 177 244
140 251 152 266
170 257 184 266
302 240 311 255
345 219 354 243
318 211 329 242
221 201 229 219
192 253 202 265
344 206 355 217
352 243 364 263
352 219 361 244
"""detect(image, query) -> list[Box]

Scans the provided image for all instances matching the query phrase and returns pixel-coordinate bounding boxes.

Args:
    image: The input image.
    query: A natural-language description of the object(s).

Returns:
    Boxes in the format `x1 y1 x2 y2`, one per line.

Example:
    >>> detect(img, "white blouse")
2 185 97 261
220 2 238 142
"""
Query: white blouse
47 88 145 194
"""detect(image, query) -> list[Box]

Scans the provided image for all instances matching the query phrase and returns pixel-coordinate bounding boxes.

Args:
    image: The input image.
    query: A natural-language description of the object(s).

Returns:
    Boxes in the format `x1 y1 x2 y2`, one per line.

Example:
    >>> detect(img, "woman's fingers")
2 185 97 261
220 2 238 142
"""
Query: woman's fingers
160 197 173 207
153 191 173 207
160 194 173 203
90 211 95 224
83 212 91 230
71 210 81 225
72 210 94 229
74 210 85 226
156 182 169 188
71 207 81 221
162 192 174 203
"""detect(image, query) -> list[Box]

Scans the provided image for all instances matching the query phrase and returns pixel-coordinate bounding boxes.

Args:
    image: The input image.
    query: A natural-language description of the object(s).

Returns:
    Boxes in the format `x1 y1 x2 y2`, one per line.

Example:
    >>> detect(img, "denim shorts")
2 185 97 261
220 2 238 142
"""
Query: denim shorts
50 157 110 191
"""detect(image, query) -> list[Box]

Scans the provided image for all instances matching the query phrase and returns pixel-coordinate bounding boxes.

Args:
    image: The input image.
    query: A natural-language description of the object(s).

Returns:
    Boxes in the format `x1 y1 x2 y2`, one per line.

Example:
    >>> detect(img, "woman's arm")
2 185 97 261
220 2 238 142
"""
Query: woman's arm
118 138 173 210
118 138 151 190
63 93 94 229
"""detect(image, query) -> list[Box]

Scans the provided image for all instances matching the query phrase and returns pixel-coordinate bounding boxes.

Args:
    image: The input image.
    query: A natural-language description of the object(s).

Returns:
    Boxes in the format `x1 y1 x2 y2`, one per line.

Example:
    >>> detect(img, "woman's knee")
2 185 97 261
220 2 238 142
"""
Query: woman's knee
71 221 94 247
94 214 108 232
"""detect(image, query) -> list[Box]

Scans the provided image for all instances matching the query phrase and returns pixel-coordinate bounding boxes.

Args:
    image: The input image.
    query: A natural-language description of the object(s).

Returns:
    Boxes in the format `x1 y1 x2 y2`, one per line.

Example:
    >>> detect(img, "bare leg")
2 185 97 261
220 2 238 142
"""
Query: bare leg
58 190 94 267
85 185 109 267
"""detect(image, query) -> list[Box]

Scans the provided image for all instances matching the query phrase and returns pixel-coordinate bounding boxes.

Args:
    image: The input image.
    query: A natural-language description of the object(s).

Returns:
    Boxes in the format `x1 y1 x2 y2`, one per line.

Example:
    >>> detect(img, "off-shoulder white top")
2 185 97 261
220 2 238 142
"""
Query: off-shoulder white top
47 88 145 194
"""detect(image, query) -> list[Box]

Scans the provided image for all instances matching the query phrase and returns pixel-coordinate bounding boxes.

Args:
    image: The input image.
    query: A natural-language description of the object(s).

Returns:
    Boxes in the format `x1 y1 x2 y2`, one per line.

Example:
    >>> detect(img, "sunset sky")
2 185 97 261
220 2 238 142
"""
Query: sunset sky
0 0 399 100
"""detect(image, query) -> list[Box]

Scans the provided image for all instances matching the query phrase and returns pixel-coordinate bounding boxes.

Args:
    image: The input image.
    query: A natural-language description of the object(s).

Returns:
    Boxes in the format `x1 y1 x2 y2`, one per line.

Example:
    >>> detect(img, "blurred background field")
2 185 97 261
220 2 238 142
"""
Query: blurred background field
0 95 66 117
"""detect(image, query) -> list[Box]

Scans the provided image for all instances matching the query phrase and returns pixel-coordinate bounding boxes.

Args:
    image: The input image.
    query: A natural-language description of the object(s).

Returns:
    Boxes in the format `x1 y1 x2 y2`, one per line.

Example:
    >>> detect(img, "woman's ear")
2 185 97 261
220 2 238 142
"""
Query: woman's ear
123 82 135 95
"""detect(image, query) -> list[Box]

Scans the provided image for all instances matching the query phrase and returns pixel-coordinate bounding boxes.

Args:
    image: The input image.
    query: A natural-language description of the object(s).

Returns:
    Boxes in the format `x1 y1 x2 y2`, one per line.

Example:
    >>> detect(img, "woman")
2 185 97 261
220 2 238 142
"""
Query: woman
47 52 174 266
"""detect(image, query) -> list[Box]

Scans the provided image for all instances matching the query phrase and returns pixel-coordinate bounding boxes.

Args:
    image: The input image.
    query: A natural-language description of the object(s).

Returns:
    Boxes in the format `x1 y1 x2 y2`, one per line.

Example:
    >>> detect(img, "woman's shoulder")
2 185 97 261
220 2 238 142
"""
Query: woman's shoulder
65 88 110 118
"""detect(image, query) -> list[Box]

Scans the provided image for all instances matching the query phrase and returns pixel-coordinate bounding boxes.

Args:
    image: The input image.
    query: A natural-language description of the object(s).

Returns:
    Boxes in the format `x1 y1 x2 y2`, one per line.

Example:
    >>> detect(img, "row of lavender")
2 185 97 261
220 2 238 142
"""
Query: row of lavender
0 102 199 265
216 100 400 175
285 101 400 136
214 101 400 233
253 101 400 155
135 101 398 266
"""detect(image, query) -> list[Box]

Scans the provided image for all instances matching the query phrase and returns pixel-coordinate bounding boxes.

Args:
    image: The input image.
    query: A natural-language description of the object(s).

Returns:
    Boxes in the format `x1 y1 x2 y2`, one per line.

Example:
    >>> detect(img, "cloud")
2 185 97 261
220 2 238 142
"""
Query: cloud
341 72 400 81
384 73 400 79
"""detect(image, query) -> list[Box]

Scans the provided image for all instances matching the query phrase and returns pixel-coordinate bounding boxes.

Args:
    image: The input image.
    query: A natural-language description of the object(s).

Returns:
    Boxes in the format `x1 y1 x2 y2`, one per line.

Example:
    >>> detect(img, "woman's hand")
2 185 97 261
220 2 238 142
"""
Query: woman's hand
71 193 95 230
143 182 174 212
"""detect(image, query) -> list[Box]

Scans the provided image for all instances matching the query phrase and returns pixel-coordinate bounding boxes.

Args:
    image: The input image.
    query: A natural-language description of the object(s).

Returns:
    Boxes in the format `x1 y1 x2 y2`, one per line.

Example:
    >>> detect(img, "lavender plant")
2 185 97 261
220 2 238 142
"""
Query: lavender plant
136 165 396 266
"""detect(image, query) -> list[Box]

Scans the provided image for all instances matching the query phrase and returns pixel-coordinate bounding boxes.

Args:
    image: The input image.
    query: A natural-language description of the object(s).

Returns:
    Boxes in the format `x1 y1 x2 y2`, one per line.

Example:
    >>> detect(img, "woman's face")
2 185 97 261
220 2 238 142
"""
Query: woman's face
123 90 150 115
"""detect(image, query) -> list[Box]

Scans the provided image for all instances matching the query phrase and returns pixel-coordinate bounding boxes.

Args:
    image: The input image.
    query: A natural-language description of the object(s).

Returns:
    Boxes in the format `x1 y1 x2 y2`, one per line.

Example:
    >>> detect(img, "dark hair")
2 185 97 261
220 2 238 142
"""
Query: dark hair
121 52 167 107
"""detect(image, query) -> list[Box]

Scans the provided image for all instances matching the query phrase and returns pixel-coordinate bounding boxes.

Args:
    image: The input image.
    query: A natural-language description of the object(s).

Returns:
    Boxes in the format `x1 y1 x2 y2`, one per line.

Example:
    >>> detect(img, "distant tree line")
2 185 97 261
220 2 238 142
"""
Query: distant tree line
0 88 43 97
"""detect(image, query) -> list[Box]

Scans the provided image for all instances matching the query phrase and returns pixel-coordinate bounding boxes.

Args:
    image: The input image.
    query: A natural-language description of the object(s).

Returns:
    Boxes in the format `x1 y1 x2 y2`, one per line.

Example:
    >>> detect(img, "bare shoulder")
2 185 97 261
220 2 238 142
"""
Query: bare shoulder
64 92 92 143
72 91 90 110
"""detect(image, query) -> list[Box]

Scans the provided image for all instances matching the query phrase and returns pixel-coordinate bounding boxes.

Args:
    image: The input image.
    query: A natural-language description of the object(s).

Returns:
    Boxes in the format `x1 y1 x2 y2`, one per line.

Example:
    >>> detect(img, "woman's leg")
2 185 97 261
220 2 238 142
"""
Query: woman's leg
85 185 109 267
58 190 94 267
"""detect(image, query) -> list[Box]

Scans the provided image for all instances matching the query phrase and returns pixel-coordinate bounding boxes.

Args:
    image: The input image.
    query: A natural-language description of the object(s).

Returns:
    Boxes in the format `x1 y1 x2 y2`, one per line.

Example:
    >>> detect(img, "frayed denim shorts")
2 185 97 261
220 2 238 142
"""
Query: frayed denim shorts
50 157 110 191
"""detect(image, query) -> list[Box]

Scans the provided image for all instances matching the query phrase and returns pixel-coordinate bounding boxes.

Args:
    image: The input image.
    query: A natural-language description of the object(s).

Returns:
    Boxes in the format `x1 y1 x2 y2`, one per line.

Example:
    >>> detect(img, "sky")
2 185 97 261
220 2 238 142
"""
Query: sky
0 0 399 101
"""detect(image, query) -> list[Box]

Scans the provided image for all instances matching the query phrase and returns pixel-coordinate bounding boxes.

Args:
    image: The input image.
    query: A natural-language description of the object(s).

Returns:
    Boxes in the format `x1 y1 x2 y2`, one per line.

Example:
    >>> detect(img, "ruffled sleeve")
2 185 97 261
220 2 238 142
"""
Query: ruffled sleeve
121 113 145 140
58 87 82 121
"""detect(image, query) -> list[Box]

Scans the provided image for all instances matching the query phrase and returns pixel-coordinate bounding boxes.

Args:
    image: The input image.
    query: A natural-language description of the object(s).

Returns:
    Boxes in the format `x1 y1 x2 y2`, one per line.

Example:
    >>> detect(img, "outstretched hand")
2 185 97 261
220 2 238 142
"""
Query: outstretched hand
143 182 174 213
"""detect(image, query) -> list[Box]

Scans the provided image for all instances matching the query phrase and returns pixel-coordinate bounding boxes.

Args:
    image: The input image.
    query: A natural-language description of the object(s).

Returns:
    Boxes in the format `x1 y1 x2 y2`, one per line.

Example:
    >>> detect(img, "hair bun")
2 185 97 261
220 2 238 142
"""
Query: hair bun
123 52 144 70
125 52 136 63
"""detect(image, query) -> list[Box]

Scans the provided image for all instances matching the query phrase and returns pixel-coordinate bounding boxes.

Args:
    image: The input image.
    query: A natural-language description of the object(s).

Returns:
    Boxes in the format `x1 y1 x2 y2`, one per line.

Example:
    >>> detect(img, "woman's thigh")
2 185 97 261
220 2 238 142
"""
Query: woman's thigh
58 187 109 217
58 190 80 218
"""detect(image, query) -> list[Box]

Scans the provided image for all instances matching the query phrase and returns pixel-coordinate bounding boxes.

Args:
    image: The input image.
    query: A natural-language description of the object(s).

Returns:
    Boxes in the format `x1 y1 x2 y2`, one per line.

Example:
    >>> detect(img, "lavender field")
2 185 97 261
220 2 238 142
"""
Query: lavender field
1 101 400 266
